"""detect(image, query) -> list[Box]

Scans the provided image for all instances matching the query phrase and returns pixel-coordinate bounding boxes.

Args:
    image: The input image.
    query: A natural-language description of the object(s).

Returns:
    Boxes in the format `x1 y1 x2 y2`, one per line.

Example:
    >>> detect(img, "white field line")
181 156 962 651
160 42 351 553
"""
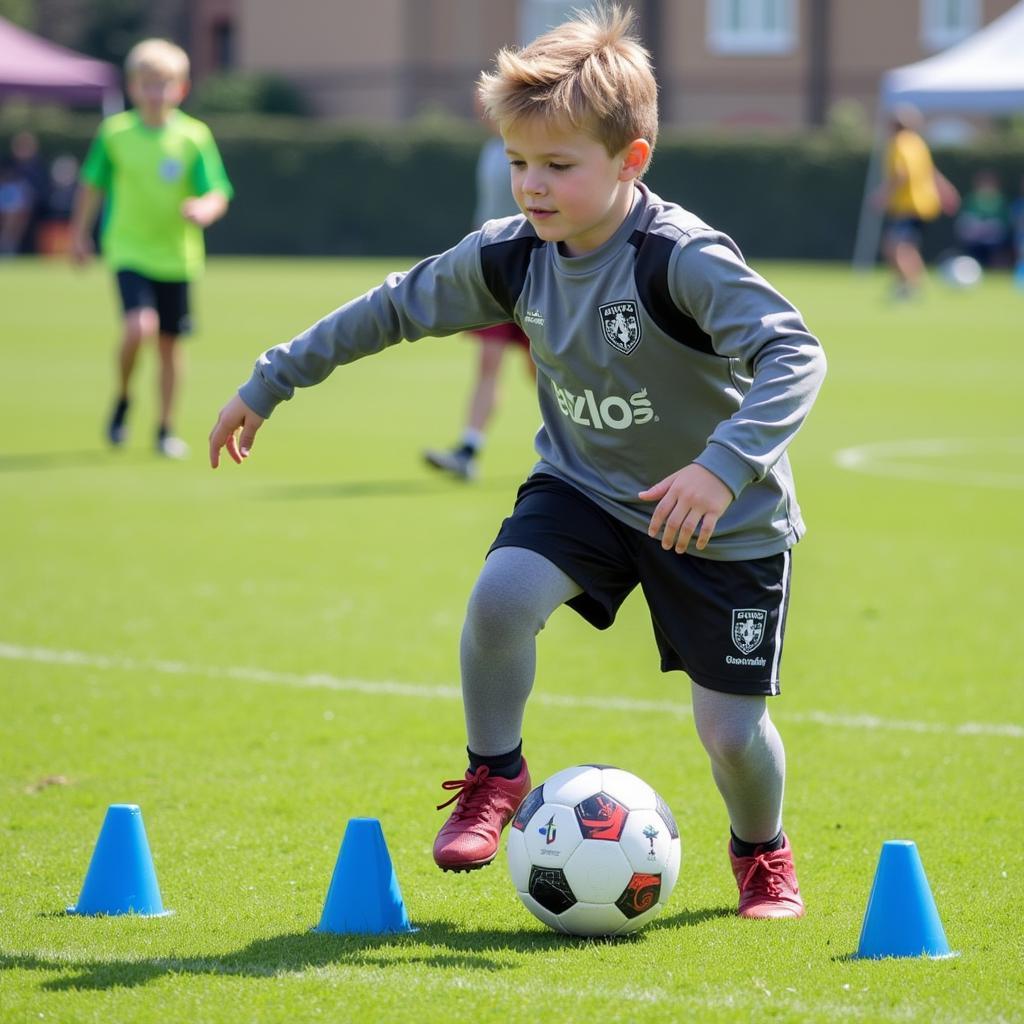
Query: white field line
1 641 1021 740
834 437 1024 490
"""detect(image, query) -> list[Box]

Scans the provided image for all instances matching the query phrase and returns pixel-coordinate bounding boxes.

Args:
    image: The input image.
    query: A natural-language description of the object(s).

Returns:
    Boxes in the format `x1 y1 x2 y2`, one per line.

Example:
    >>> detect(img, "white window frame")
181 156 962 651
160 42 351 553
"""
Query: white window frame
707 0 797 56
920 0 981 51
519 0 580 45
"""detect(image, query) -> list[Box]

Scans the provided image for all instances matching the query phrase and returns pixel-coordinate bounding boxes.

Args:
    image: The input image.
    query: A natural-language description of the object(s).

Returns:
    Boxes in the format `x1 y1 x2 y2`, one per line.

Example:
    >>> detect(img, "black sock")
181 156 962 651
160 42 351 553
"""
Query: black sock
731 828 784 858
467 742 523 779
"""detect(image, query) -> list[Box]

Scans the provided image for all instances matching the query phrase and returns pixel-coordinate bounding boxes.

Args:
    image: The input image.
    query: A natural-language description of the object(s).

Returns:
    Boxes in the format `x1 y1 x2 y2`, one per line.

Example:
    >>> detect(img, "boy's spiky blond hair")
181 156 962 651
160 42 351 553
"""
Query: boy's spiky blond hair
478 5 657 161
125 38 190 81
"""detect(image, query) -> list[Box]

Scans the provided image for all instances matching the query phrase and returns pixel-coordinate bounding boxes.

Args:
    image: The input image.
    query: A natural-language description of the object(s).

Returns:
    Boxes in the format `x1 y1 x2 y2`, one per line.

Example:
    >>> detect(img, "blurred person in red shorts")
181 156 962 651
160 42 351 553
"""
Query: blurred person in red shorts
423 118 534 481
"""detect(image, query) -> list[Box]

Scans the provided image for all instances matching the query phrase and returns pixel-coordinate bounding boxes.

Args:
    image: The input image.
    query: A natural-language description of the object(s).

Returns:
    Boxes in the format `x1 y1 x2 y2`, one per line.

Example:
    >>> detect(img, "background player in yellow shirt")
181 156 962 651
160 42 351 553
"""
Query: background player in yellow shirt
71 39 233 458
874 104 958 300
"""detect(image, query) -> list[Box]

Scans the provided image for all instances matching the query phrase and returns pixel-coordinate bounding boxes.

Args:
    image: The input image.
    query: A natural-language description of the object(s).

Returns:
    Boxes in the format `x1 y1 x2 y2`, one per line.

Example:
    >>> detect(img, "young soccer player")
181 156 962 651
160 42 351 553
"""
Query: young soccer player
209 6 825 919
71 38 233 458
874 104 958 300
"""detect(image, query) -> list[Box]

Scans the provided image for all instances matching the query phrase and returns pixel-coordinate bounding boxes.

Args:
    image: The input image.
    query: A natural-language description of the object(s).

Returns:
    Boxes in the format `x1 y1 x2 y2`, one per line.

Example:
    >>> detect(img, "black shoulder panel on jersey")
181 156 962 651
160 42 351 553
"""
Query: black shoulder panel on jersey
630 230 717 356
480 235 544 318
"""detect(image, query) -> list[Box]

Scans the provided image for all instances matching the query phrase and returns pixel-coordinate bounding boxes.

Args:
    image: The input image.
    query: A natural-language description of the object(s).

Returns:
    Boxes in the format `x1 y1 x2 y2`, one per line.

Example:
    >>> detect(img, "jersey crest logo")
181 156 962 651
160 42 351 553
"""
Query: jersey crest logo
599 301 642 355
731 609 767 655
159 158 184 183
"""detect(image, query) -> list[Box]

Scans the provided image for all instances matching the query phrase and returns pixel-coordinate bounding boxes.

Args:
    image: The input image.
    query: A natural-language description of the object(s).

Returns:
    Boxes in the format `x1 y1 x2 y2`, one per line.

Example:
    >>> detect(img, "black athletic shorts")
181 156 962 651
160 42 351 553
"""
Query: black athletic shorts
116 270 192 336
884 216 925 247
489 474 792 696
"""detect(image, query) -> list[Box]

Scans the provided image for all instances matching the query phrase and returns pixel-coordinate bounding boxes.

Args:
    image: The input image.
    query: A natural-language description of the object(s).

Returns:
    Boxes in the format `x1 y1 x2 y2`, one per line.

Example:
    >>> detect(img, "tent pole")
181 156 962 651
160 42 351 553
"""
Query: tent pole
851 102 888 270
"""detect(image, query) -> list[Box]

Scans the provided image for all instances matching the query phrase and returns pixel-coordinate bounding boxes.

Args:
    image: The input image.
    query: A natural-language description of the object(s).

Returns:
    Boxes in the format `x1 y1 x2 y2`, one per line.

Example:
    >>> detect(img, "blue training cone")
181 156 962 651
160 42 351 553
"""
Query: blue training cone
856 840 954 959
68 804 170 917
314 818 415 935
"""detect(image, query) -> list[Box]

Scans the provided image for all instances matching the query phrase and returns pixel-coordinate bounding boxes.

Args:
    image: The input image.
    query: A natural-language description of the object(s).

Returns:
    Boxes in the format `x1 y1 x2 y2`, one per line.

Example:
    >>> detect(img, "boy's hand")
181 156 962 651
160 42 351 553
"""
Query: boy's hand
70 232 94 265
209 394 265 468
639 464 733 553
182 193 228 228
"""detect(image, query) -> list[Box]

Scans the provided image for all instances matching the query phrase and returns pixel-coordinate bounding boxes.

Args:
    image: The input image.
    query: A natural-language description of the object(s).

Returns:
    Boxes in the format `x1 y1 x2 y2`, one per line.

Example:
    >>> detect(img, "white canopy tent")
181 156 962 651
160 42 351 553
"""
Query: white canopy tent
852 0 1024 267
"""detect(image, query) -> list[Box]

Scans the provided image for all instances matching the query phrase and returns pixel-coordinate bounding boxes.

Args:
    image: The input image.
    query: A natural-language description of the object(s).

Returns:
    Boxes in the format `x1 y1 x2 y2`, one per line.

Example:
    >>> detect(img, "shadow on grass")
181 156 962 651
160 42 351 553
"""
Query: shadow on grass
649 905 736 930
0 450 131 473
261 473 522 501
1 906 735 991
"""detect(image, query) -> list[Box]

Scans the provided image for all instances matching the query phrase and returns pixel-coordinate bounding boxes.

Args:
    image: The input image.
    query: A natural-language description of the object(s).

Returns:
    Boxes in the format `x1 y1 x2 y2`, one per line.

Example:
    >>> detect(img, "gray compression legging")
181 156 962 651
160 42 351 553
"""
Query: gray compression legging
460 545 786 844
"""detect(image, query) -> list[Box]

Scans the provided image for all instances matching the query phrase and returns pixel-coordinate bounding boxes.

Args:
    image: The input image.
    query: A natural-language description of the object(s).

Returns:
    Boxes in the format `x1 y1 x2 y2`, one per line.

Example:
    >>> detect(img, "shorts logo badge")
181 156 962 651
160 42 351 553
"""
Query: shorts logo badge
599 301 642 355
731 609 767 655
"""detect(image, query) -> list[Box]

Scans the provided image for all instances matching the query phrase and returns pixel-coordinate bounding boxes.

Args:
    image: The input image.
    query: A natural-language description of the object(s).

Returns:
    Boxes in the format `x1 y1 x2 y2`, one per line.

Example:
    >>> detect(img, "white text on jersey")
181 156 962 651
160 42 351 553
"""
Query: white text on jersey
550 381 654 430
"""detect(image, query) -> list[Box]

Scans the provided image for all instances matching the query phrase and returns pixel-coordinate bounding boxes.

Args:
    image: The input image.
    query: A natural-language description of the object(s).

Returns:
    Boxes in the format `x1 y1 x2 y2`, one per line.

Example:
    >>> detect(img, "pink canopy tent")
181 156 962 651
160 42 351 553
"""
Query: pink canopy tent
0 16 120 109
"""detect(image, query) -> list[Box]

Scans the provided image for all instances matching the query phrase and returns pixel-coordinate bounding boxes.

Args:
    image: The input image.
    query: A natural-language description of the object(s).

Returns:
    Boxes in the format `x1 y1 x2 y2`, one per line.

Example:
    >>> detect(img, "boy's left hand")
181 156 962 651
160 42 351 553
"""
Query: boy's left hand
209 394 265 468
639 464 732 553
182 193 227 227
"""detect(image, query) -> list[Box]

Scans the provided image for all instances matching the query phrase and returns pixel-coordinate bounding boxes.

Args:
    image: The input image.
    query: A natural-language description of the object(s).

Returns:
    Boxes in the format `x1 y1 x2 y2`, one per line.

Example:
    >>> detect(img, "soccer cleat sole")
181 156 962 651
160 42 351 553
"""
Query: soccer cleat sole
422 451 477 481
437 856 496 873
738 903 805 920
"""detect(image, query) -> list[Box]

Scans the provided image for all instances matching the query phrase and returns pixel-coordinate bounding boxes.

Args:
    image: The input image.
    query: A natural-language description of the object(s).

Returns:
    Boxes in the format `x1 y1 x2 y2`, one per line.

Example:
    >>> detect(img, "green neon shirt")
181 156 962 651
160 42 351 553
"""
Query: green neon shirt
81 109 233 281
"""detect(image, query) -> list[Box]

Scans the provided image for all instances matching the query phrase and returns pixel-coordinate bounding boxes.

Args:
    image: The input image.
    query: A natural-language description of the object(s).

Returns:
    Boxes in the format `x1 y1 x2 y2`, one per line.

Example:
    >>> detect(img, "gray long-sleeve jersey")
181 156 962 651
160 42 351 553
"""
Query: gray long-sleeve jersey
239 183 826 561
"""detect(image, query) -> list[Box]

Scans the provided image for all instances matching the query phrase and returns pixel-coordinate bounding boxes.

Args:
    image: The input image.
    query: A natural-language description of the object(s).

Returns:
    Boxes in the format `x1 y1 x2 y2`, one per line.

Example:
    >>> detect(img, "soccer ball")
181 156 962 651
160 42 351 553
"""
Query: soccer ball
507 764 681 937
939 254 982 289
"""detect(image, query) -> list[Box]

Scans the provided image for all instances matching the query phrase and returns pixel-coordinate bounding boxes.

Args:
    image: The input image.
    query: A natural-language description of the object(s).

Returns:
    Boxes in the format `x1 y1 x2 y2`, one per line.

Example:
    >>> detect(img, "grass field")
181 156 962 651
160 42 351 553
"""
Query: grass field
1 256 1022 1024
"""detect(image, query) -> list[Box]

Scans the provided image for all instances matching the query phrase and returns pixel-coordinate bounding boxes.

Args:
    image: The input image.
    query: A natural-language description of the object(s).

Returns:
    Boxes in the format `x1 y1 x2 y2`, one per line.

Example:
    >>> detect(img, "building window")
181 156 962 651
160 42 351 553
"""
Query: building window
519 0 581 44
211 19 234 70
707 0 796 55
920 0 980 51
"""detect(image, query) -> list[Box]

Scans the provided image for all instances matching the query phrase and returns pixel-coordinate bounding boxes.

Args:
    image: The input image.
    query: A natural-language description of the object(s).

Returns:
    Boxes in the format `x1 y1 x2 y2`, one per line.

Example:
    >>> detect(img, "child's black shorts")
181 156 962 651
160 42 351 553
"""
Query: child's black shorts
489 474 792 696
116 270 192 336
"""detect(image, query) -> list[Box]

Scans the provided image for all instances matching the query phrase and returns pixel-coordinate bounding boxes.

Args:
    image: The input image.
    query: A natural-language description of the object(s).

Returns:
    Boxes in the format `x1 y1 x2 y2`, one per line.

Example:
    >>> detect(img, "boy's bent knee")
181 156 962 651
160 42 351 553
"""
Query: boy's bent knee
463 576 545 650
692 690 772 767
697 721 760 768
463 548 574 649
123 308 157 343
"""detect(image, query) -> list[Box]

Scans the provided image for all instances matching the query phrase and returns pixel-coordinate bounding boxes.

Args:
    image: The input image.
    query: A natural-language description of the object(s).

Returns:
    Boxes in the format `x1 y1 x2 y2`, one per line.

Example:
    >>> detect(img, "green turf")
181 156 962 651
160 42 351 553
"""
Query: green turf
1 256 1022 1023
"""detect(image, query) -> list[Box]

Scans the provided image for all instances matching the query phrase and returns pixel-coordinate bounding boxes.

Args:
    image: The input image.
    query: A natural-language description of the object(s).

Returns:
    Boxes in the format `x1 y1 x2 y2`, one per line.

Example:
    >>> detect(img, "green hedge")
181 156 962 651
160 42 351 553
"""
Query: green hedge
3 107 1022 260
648 132 1024 262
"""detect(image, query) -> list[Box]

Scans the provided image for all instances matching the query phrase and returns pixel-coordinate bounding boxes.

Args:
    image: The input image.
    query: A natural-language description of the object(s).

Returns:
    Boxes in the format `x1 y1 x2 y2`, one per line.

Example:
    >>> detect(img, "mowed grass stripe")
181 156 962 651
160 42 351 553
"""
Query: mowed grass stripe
3 641 1020 739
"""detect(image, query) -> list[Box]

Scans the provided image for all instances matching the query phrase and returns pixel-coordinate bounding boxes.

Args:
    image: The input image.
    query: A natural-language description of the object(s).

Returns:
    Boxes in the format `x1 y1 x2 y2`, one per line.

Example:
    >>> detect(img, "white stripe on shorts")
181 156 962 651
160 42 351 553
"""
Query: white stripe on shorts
769 549 790 694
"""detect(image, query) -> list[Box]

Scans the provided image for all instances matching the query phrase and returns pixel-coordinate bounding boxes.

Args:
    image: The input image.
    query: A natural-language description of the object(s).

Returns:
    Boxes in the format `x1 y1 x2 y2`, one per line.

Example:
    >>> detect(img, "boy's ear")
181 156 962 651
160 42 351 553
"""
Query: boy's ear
619 139 652 181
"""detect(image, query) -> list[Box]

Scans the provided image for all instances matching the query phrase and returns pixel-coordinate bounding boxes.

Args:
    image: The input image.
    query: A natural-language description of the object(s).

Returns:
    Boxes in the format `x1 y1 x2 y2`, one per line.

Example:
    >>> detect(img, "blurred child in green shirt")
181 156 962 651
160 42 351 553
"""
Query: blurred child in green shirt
954 170 1011 268
71 38 233 458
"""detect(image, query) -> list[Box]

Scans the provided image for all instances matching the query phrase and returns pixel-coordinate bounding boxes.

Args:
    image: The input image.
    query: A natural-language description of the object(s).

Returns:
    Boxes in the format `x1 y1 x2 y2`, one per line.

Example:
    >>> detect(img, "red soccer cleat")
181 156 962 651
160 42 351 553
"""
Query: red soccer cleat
729 832 806 919
433 759 531 872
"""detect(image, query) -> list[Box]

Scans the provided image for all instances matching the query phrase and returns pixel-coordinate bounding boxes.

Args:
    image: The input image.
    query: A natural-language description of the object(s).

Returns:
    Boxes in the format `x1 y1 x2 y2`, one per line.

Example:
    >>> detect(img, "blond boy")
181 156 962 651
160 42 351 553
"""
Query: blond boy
72 38 233 458
209 7 825 918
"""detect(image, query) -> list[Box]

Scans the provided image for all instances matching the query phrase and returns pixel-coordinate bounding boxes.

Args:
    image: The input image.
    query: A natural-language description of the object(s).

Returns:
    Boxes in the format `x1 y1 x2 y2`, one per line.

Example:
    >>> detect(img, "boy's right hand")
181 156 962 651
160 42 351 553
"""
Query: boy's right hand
209 394 265 468
70 233 94 265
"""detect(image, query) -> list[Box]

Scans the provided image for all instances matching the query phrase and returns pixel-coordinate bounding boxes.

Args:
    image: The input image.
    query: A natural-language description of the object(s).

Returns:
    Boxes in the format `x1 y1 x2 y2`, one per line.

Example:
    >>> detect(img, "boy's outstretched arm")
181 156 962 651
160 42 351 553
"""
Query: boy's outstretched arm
639 463 733 553
209 394 265 468
208 227 517 470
